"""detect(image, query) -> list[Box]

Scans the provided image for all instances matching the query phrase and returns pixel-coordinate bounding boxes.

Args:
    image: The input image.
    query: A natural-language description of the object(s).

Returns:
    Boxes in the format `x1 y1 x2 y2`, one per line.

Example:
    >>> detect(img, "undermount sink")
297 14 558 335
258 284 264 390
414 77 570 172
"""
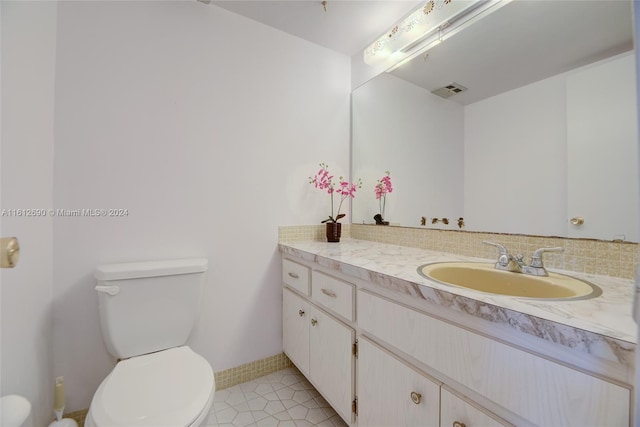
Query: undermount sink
418 262 602 300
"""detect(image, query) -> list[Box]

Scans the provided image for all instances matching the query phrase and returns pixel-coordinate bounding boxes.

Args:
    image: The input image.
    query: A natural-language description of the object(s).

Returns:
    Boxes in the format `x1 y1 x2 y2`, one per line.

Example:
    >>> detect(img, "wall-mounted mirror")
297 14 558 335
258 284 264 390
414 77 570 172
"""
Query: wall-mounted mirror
352 0 637 242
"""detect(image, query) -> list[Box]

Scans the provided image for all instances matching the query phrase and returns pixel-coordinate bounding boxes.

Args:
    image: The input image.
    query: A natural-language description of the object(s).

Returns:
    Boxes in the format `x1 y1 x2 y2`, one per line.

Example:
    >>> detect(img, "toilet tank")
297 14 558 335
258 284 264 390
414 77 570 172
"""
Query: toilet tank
94 258 208 359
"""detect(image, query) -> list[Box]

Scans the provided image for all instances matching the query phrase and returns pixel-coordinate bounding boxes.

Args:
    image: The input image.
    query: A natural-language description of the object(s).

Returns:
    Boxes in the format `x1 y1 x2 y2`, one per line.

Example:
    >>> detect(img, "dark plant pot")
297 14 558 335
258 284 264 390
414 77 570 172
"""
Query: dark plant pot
373 214 389 225
326 222 342 242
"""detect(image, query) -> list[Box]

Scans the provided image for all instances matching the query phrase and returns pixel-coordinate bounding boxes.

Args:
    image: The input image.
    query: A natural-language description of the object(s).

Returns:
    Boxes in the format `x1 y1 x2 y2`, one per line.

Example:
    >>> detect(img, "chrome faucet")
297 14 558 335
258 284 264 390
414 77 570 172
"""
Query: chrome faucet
482 241 522 273
482 241 563 277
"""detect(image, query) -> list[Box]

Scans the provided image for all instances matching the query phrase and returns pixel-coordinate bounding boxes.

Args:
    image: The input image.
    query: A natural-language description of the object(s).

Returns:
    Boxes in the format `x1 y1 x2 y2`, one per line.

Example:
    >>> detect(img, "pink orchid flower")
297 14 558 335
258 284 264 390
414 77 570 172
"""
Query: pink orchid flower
309 163 361 223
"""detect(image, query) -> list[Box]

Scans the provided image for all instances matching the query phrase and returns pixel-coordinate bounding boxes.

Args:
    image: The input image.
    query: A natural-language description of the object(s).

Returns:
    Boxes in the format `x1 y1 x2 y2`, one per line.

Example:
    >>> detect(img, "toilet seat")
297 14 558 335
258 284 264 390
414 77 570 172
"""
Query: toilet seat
88 346 214 427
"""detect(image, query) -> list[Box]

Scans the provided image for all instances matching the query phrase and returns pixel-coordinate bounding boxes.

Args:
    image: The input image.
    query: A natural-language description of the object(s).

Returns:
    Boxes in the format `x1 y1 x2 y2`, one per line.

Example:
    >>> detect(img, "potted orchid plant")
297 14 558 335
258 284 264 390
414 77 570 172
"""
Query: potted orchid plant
374 171 393 225
309 163 361 242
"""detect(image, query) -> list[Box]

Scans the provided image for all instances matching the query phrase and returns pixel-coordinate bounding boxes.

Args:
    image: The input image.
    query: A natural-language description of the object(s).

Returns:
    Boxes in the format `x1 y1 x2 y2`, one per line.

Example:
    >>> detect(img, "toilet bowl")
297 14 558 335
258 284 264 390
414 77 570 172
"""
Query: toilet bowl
86 346 214 427
88 259 214 427
0 395 32 427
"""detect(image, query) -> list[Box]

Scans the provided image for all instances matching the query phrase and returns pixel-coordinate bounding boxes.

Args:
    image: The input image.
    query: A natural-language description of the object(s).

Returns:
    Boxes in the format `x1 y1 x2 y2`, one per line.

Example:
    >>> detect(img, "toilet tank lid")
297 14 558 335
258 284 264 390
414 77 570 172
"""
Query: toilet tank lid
95 258 208 281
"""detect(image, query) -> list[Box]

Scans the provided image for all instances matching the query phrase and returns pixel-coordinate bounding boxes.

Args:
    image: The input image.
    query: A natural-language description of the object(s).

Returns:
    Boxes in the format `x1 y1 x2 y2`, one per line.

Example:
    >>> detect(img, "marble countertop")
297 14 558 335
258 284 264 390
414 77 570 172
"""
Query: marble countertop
280 238 637 366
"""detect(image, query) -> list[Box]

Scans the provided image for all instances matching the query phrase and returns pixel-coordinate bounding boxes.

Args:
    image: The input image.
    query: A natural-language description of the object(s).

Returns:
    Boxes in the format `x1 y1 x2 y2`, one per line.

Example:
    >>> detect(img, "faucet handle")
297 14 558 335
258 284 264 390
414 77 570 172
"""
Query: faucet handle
530 247 564 268
482 240 508 255
482 241 512 268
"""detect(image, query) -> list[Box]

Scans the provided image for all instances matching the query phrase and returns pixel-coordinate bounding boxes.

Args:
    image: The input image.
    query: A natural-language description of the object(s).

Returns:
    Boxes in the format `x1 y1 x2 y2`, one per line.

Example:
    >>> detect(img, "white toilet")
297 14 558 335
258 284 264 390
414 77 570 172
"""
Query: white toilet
85 259 214 427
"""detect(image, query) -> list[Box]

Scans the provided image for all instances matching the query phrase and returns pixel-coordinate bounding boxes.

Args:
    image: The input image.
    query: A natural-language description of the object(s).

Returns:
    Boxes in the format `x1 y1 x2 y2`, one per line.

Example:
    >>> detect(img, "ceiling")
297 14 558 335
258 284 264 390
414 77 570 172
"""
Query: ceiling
210 0 422 56
207 0 634 104
389 0 634 105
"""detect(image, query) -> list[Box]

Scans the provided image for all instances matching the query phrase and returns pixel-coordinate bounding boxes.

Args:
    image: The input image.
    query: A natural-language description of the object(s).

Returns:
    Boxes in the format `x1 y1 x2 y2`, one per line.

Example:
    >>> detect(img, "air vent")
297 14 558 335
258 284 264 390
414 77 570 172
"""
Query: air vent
431 83 468 99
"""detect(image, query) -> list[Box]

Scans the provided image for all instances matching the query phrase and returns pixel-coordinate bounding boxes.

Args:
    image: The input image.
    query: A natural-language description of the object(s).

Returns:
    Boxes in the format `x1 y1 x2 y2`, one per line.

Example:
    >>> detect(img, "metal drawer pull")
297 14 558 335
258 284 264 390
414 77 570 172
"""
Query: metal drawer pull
453 422 466 427
410 391 422 404
288 272 299 279
298 309 305 317
311 318 318 326
321 288 337 298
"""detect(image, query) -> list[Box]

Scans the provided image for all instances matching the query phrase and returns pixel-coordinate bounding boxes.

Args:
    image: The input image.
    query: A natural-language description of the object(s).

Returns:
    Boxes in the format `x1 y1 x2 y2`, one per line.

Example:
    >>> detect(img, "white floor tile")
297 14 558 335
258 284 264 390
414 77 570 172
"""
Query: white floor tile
255 416 279 427
216 407 239 424
305 408 328 424
254 384 275 396
287 405 309 420
251 410 270 421
214 401 231 412
212 367 344 427
233 411 255 427
275 387 295 400
292 391 312 404
233 402 251 413
248 397 268 411
243 391 260 402
240 382 259 392
226 391 247 407
281 399 298 410
274 410 292 421
264 401 285 415
262 392 280 401
214 389 231 402
299 398 319 409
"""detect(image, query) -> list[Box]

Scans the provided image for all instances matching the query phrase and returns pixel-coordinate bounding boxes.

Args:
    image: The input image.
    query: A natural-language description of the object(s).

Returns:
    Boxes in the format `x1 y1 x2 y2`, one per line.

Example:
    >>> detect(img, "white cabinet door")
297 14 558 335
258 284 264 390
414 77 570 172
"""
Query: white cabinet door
441 388 510 427
309 305 354 424
283 288 310 376
358 337 440 427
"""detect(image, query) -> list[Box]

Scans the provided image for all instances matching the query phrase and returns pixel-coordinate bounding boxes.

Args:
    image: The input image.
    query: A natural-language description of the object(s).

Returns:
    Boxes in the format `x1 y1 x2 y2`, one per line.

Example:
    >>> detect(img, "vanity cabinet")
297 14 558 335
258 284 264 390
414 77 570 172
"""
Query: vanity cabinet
281 253 631 426
282 260 355 424
358 289 630 427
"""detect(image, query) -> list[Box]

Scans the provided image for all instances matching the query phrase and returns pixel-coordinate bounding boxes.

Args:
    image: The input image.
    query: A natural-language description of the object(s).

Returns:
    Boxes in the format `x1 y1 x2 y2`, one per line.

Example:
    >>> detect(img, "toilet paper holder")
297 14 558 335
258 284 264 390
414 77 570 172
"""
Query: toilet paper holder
1 237 20 268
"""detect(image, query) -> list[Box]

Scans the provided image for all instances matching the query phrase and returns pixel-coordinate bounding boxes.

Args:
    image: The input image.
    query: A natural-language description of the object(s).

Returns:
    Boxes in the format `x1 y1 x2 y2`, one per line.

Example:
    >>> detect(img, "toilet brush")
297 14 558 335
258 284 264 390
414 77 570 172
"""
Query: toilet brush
48 377 78 427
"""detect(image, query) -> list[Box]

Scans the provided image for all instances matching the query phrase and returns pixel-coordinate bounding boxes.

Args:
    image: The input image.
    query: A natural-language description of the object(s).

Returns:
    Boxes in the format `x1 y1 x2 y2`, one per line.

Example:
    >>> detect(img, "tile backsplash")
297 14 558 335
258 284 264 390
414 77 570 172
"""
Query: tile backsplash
278 224 351 243
279 224 638 279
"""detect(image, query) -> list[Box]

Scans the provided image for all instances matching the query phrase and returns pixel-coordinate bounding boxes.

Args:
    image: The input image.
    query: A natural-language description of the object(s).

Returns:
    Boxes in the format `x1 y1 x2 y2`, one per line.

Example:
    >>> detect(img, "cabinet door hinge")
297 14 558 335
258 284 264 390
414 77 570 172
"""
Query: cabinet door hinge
352 338 358 358
352 396 358 415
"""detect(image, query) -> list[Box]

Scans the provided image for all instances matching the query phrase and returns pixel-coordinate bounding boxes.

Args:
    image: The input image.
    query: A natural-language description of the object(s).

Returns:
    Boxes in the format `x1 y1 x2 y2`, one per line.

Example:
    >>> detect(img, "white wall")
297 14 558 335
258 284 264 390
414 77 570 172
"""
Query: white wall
52 1 350 412
0 2 57 426
352 73 464 227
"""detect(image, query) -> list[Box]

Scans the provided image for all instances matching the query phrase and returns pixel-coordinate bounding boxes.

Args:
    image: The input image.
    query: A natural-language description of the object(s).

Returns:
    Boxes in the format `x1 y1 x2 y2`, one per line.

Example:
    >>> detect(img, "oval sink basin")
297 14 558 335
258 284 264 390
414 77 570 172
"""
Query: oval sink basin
418 262 602 300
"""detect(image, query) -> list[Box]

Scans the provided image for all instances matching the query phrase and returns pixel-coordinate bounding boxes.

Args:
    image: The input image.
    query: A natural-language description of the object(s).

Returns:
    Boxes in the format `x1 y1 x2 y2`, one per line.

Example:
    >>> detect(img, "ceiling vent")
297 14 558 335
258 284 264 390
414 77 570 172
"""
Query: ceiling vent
431 83 468 99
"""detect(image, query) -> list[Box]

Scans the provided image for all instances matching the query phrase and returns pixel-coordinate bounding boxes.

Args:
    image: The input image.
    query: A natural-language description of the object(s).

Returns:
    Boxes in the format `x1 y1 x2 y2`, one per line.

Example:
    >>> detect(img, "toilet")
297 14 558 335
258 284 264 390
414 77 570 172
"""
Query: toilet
85 259 214 427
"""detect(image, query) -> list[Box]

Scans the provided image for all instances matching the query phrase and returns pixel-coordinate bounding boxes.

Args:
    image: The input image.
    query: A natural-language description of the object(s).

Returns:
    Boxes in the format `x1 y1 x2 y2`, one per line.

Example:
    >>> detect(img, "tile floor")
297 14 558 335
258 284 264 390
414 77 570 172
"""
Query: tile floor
207 367 348 427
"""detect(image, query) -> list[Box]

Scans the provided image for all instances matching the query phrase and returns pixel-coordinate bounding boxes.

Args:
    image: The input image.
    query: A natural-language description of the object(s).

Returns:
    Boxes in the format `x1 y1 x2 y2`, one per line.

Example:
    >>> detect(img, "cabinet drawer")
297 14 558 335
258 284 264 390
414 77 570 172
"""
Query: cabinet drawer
283 259 310 295
441 388 511 427
358 290 630 426
311 271 354 321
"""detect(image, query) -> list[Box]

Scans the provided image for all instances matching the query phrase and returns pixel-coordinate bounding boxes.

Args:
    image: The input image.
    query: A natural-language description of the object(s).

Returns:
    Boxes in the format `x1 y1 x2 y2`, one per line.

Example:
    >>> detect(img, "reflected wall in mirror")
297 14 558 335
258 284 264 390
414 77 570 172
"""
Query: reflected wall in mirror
352 0 638 242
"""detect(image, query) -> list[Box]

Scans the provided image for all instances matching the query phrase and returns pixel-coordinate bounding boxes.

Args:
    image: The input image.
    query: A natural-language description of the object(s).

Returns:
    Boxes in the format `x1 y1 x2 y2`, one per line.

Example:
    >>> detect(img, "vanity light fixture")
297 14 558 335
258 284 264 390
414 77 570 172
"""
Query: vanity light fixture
364 0 506 67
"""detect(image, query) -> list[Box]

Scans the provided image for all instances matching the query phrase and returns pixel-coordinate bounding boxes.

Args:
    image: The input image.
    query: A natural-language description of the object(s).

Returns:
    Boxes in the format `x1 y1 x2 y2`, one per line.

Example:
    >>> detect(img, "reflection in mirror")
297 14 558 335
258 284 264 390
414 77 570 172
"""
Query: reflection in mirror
352 0 637 242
